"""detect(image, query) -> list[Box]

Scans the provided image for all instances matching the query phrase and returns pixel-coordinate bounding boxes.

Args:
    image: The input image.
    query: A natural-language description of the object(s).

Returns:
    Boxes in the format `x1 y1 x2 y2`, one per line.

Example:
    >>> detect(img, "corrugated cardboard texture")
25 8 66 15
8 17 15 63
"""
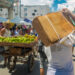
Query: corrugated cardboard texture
32 12 74 46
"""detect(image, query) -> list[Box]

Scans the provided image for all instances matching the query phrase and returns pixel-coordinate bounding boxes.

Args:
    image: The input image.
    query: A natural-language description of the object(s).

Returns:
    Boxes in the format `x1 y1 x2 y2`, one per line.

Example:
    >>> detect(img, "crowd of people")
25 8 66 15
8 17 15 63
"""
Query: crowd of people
0 22 34 37
0 21 37 66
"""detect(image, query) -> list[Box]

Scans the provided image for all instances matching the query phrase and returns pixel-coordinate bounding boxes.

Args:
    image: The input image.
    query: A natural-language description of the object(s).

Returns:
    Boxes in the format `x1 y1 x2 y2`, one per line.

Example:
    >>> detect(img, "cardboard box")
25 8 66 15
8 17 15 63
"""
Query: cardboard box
32 12 74 46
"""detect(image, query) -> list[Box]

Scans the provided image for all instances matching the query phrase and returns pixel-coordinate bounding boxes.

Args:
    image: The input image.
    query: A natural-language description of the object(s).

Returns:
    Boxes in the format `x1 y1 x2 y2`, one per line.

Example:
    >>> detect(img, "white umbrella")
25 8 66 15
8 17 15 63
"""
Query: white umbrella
20 21 26 25
20 21 31 26
0 17 8 22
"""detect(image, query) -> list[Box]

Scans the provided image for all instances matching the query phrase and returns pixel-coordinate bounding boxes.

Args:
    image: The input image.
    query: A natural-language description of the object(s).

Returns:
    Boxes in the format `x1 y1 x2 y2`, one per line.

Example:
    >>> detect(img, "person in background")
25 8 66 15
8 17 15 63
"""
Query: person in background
21 25 27 35
0 20 12 66
10 24 16 36
26 26 32 34
38 41 50 75
0 23 4 31
14 26 20 36
30 27 34 35
0 21 11 37
19 29 23 35
0 23 4 62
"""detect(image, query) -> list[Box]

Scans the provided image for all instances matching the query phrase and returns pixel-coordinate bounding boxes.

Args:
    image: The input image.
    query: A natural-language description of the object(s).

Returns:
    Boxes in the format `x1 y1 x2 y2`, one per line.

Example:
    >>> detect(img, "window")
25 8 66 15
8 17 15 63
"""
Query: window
34 9 37 12
0 8 2 11
73 8 75 13
5 13 8 16
41 14 43 16
24 13 27 16
15 13 18 15
32 13 35 16
66 5 68 7
14 9 15 12
24 8 27 11
37 13 39 15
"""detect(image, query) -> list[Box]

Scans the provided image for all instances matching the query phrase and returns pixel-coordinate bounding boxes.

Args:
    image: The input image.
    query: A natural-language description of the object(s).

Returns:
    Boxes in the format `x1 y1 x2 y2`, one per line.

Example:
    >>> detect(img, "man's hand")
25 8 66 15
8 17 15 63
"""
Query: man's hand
0 28 5 36
62 8 75 24
62 8 71 15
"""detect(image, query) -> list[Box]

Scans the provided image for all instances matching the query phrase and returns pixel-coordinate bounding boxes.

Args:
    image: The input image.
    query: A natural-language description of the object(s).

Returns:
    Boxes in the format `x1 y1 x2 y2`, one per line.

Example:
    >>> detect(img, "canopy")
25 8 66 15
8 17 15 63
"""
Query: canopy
23 18 32 26
0 17 8 22
24 18 32 23
20 21 31 25
3 20 15 28
11 16 23 24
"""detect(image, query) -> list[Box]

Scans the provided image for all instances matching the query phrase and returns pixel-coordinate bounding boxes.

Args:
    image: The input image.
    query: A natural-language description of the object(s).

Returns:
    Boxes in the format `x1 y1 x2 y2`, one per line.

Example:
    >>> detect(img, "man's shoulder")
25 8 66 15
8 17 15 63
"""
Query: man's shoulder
1 28 5 31
1 28 5 30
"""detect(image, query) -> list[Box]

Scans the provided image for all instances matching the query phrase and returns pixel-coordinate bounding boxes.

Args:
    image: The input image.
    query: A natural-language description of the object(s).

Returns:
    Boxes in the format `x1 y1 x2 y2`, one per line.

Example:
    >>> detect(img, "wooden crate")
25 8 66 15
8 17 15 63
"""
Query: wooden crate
32 12 74 46
9 47 22 55
0 42 37 47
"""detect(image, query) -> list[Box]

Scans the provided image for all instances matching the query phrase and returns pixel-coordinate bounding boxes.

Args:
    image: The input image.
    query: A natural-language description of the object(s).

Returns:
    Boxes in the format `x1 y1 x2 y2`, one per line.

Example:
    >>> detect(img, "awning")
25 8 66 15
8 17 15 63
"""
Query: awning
0 17 8 22
11 16 23 24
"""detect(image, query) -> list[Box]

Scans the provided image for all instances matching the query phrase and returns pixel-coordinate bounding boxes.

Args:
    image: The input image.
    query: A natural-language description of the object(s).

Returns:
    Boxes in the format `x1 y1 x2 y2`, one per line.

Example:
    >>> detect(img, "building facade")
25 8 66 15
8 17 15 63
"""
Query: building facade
22 5 50 20
14 5 50 20
0 4 50 21
0 8 8 19
0 0 21 19
58 2 75 14
0 0 19 19
13 0 21 17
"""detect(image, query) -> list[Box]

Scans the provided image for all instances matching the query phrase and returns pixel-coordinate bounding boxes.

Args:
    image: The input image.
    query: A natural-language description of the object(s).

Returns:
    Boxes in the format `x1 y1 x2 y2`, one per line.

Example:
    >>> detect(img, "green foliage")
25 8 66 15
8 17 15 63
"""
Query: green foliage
0 34 37 44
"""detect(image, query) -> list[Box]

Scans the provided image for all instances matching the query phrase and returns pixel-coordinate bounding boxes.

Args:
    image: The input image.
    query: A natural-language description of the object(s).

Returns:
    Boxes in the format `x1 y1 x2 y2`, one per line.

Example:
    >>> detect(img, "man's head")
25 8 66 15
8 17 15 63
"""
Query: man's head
3 20 14 30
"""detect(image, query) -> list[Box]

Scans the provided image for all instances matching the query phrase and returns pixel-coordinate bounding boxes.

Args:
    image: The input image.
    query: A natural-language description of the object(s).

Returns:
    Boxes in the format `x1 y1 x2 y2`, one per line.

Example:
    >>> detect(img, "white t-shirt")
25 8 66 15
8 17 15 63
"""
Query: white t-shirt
3 29 11 50
3 29 11 37
44 31 75 68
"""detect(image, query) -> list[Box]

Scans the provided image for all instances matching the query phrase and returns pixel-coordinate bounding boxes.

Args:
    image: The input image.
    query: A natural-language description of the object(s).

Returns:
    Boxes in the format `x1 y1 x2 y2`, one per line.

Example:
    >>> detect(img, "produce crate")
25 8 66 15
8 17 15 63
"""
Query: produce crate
0 42 37 47
32 11 74 46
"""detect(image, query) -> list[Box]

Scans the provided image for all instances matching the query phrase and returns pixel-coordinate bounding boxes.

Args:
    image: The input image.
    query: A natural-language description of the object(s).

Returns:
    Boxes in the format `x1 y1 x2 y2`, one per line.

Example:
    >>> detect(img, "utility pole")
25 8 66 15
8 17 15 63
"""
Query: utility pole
8 0 14 19
17 0 21 17
19 0 21 18
8 7 13 19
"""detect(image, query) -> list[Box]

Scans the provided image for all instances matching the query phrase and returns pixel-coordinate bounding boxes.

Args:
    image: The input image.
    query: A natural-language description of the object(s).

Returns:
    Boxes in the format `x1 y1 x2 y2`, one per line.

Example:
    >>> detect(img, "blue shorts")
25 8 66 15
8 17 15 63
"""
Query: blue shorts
47 60 74 75
73 44 75 47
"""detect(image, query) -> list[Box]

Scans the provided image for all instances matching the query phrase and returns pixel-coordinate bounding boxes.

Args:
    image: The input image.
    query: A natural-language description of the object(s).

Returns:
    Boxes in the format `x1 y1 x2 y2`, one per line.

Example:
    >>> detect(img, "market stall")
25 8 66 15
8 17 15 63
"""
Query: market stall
0 35 38 73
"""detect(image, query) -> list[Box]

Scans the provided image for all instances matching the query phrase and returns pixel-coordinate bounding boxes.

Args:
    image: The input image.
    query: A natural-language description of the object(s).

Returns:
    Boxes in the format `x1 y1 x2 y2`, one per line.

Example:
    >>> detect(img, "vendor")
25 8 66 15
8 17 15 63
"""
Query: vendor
0 20 12 67
14 26 20 36
0 20 11 37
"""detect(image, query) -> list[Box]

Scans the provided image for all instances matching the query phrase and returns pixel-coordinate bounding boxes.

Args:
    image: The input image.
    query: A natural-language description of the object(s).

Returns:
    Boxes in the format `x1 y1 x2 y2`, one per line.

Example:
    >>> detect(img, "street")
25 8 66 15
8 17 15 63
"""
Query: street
0 60 40 75
0 56 75 75
73 57 75 75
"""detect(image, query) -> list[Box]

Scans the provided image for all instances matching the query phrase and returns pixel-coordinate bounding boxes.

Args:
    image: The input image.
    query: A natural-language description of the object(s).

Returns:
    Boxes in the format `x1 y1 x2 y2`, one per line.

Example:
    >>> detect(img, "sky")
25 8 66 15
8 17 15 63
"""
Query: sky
21 0 75 12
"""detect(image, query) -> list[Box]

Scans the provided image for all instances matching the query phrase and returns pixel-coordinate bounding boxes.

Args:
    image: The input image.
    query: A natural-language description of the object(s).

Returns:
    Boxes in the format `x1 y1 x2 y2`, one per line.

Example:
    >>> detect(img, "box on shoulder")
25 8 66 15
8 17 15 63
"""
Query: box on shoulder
32 12 74 46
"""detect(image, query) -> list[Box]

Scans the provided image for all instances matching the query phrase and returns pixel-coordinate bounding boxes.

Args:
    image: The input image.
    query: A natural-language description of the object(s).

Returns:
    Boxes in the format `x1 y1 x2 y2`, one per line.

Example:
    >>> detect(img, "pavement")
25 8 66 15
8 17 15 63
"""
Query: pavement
0 56 75 75
73 57 75 75
0 60 40 75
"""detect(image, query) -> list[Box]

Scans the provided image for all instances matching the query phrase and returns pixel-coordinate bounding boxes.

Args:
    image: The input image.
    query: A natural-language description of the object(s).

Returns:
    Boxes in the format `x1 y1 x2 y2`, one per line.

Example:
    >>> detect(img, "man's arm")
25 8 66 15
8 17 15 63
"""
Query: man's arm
62 8 75 21
0 28 5 36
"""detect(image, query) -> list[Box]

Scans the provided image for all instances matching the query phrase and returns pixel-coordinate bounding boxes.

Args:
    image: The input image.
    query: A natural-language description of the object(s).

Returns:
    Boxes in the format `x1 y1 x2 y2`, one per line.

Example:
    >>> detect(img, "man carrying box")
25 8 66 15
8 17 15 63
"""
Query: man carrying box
38 9 75 75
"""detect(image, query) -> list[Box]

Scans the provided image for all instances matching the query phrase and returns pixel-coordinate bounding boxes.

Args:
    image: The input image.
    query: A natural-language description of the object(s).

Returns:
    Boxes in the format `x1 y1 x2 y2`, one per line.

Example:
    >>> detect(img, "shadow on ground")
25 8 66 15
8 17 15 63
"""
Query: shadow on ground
11 61 40 75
